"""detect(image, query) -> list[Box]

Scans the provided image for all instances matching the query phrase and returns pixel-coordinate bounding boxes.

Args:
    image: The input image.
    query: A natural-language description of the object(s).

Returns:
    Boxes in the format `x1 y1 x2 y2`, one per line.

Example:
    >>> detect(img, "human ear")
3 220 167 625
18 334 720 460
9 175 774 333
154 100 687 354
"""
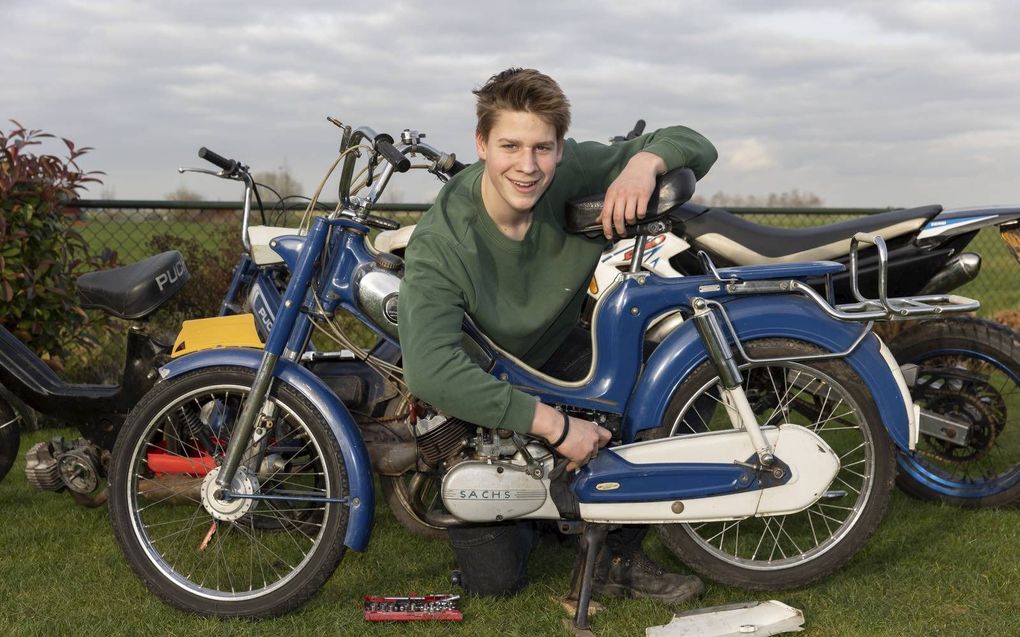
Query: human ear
475 131 488 161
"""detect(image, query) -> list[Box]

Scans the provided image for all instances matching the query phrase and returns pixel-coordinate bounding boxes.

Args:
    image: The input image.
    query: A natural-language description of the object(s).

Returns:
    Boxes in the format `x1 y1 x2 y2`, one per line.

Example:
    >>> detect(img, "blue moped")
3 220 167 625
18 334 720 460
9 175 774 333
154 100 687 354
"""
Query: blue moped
107 122 976 627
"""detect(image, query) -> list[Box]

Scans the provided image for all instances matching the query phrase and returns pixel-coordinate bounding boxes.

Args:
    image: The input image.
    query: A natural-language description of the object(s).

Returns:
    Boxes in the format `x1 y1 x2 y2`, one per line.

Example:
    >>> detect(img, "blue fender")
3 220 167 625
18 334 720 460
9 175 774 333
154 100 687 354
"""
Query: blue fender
160 348 375 552
625 295 912 449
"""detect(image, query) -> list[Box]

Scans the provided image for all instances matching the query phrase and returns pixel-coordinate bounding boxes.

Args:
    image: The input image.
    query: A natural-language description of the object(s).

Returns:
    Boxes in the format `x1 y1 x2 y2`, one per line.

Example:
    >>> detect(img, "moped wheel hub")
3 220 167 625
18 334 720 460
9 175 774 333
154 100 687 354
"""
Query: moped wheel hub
201 466 259 522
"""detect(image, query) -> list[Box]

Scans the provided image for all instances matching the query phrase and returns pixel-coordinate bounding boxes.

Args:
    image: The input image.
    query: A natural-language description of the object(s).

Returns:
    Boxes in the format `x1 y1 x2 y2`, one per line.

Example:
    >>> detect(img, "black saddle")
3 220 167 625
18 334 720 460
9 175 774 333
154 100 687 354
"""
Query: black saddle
680 204 943 264
565 168 696 238
76 251 190 319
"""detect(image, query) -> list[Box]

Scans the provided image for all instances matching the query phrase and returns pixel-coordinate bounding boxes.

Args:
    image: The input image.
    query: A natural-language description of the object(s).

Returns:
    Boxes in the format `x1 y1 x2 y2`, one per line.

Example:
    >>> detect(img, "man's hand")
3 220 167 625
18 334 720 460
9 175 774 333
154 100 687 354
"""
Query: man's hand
530 402 611 471
600 151 667 240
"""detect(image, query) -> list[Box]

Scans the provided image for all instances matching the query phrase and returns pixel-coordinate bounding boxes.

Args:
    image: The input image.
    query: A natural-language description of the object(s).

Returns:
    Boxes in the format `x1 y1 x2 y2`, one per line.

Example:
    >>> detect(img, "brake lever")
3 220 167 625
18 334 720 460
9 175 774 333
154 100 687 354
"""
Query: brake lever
177 166 242 180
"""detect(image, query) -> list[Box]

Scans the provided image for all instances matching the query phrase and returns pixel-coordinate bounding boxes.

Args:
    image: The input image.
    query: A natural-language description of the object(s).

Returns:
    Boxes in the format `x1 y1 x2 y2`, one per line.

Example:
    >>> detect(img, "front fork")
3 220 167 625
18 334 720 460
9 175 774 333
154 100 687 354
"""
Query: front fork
690 297 776 465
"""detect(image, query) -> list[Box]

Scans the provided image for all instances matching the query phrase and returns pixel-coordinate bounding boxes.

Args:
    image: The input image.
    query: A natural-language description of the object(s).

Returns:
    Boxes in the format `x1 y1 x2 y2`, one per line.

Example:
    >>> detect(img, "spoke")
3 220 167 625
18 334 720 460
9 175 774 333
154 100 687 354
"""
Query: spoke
774 516 804 555
809 506 835 537
839 442 867 461
842 467 867 481
833 475 862 495
750 518 772 561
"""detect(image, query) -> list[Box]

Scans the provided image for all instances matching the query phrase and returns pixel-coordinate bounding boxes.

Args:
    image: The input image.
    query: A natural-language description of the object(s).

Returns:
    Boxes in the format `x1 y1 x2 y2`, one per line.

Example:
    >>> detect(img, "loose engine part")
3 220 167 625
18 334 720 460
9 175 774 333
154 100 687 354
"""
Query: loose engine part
25 438 104 494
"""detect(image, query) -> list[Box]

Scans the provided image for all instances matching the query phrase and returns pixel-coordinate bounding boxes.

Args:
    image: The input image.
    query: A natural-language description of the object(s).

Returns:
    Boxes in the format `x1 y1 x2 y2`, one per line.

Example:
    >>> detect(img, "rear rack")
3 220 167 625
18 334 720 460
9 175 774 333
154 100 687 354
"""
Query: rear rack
714 232 980 321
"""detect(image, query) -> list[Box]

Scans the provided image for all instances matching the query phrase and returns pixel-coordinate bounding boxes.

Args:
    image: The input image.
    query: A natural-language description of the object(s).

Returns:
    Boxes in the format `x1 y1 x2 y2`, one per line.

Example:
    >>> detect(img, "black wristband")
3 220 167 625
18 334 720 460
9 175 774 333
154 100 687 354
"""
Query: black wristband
550 411 570 449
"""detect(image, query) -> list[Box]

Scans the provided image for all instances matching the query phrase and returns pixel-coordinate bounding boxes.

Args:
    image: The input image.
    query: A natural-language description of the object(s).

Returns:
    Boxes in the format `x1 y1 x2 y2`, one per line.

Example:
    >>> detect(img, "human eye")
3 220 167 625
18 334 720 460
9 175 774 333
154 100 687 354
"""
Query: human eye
501 143 518 151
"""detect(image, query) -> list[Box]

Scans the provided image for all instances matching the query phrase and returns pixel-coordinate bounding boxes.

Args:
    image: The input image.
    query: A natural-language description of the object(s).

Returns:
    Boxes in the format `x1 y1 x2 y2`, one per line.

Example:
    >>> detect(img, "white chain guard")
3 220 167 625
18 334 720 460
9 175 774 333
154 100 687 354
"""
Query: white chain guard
579 424 840 524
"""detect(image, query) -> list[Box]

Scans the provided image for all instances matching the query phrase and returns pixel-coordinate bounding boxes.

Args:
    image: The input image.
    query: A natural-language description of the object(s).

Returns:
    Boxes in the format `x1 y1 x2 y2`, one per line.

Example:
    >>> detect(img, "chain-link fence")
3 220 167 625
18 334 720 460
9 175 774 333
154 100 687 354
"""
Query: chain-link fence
69 200 1018 317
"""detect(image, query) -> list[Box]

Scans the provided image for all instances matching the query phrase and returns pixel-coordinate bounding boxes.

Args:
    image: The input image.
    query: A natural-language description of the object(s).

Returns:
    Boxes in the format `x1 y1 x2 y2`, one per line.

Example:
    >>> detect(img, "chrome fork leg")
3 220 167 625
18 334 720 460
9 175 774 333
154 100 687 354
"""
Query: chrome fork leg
216 351 279 488
691 297 775 465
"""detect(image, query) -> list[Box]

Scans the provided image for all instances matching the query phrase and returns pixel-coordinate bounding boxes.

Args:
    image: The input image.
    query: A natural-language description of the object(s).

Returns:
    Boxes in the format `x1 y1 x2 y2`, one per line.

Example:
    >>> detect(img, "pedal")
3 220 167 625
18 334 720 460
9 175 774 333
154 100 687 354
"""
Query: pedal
363 594 462 621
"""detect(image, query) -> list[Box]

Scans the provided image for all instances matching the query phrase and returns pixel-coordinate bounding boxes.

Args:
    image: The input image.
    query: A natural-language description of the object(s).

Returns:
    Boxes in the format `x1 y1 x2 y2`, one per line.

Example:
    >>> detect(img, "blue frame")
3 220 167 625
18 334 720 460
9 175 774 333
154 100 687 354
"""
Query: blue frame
174 215 916 535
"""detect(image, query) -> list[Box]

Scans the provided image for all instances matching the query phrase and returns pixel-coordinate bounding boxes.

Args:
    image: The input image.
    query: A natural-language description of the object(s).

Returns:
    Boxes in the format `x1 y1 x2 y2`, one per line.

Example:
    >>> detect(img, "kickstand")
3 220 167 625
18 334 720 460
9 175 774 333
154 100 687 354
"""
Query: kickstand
566 523 609 632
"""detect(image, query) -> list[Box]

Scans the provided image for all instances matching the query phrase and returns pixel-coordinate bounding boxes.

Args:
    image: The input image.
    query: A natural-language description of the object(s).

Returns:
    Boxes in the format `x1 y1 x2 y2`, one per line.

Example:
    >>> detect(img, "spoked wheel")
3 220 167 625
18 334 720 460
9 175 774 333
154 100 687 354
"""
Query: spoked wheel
381 470 447 540
889 318 1020 507
376 397 447 540
0 398 20 483
108 366 349 617
652 338 895 590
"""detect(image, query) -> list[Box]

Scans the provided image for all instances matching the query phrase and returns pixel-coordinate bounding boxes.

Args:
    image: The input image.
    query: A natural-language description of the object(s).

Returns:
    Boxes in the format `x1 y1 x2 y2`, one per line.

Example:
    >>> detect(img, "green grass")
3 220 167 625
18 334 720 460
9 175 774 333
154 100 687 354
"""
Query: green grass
1 428 1017 636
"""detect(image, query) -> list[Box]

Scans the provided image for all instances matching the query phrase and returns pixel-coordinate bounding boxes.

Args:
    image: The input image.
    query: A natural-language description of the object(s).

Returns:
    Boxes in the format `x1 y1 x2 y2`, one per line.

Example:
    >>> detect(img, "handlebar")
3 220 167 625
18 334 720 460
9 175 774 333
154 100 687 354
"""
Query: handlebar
365 214 400 231
198 147 238 173
375 136 411 173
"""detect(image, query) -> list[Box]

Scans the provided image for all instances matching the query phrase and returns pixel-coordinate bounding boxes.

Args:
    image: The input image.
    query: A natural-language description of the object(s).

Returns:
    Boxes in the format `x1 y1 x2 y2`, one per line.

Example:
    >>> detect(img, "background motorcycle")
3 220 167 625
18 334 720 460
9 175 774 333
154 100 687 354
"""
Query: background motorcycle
107 121 975 624
0 250 189 503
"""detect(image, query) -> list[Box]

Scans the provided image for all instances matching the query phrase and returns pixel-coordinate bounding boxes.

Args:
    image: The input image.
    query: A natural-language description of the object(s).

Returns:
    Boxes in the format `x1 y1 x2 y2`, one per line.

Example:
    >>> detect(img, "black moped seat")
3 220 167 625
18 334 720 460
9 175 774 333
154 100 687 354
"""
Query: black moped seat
681 204 942 265
565 168 696 238
76 251 190 319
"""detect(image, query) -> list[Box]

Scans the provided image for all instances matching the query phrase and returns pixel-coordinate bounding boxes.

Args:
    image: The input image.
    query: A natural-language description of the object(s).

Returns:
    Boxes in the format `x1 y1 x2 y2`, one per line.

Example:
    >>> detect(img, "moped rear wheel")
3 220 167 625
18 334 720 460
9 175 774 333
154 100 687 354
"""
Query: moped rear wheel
108 366 349 617
652 338 895 590
888 318 1020 507
0 397 20 483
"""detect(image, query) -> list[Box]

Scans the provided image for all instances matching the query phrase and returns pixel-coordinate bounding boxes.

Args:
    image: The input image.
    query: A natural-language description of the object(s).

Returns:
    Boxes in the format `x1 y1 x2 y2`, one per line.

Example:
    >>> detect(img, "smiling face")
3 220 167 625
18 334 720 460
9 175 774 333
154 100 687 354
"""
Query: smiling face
475 109 564 222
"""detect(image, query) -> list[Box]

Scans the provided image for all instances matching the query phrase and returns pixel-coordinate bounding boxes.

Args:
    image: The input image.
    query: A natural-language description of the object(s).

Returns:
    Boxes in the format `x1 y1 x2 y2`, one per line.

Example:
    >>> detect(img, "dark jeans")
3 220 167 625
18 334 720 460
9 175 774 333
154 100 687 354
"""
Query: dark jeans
449 328 648 597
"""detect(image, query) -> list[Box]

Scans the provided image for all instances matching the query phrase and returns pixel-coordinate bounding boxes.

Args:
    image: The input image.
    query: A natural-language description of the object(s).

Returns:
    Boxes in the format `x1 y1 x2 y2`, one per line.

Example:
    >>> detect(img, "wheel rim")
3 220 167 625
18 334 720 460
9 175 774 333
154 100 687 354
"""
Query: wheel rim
669 361 876 571
124 383 338 601
898 349 1020 498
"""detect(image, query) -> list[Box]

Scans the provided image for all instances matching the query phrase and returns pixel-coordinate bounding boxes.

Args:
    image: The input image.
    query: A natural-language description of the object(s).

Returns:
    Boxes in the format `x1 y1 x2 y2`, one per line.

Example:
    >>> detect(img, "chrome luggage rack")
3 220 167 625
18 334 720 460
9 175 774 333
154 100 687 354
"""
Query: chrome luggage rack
693 233 980 364
705 232 981 322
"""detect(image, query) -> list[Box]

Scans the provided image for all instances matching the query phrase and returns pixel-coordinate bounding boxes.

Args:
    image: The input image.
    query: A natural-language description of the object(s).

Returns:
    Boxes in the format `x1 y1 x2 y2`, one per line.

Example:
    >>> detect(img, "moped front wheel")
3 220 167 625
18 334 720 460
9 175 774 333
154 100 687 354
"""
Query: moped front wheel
108 366 350 617
652 338 895 590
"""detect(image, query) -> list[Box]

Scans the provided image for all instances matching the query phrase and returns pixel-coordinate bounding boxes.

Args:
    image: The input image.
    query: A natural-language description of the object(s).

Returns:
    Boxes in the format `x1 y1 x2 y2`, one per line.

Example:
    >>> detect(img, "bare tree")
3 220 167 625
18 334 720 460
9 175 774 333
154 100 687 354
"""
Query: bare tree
694 189 824 208
165 185 204 201
253 164 303 203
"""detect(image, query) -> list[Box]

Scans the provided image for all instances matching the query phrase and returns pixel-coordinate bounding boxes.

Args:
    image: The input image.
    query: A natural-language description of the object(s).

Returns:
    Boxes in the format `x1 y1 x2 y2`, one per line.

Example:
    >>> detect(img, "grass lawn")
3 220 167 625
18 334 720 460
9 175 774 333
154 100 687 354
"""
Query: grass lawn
0 428 1017 637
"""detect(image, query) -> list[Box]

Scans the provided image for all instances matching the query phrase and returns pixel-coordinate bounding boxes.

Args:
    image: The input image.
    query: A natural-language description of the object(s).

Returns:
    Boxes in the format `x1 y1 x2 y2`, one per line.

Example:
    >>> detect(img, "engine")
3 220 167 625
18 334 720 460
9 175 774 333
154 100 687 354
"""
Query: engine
25 437 105 494
440 446 559 522
411 409 559 522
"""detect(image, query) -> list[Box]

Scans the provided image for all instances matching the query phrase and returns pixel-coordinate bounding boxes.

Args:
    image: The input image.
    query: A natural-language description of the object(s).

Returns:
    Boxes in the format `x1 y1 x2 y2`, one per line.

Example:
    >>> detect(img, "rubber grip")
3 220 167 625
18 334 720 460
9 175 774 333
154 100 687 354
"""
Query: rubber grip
198 147 235 171
376 140 411 173
366 214 400 231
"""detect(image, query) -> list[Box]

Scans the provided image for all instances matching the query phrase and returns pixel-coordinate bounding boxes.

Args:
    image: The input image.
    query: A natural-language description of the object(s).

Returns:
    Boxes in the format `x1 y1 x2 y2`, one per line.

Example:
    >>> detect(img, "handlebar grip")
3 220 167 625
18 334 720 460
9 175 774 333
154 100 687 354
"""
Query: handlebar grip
376 139 411 173
365 214 400 231
198 147 236 172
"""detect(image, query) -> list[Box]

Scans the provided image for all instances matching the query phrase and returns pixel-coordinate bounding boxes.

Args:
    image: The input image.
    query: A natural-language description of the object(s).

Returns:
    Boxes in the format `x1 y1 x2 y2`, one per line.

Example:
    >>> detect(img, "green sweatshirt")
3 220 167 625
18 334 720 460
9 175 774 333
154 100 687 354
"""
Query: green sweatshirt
398 126 717 433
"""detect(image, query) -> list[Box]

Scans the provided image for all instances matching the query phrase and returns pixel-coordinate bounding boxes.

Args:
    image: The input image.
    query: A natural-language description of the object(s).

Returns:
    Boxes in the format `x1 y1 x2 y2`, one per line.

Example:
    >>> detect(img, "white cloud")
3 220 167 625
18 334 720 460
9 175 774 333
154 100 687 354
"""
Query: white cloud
2 0 1019 208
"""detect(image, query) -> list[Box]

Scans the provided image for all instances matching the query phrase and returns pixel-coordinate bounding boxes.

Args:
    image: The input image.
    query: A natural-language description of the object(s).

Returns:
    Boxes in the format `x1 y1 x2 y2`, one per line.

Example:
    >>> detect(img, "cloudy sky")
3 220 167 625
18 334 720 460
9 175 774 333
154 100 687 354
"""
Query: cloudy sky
4 0 1019 208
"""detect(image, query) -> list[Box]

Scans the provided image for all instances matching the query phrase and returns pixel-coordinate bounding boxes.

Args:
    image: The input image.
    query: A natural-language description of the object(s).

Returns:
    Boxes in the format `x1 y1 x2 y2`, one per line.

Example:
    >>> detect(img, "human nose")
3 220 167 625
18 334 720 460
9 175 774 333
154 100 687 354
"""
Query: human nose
517 150 538 174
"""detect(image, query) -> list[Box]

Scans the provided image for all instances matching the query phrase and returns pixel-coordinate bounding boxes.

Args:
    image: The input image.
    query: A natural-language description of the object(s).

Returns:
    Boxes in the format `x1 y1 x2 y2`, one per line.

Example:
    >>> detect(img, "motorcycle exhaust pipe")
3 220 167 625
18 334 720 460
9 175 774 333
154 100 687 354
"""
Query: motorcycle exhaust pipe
918 252 981 294
137 475 203 505
366 440 418 476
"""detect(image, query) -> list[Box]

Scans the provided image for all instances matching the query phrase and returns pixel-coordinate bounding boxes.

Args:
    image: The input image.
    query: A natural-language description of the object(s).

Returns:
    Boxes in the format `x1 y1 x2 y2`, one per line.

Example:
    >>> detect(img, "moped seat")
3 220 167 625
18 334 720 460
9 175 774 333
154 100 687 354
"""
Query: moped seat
76 251 190 319
682 204 943 265
565 168 696 238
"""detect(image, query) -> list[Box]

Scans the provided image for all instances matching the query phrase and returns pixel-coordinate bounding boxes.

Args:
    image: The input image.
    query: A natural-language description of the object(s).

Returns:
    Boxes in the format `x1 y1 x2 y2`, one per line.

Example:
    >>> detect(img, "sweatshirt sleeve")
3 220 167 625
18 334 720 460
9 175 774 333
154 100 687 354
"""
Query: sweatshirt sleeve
573 125 718 193
398 231 538 433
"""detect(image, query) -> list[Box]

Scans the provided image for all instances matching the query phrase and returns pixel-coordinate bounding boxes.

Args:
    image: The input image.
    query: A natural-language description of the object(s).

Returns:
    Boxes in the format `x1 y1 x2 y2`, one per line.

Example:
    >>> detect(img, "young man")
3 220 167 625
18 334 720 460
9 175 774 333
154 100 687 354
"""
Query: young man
398 68 717 600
